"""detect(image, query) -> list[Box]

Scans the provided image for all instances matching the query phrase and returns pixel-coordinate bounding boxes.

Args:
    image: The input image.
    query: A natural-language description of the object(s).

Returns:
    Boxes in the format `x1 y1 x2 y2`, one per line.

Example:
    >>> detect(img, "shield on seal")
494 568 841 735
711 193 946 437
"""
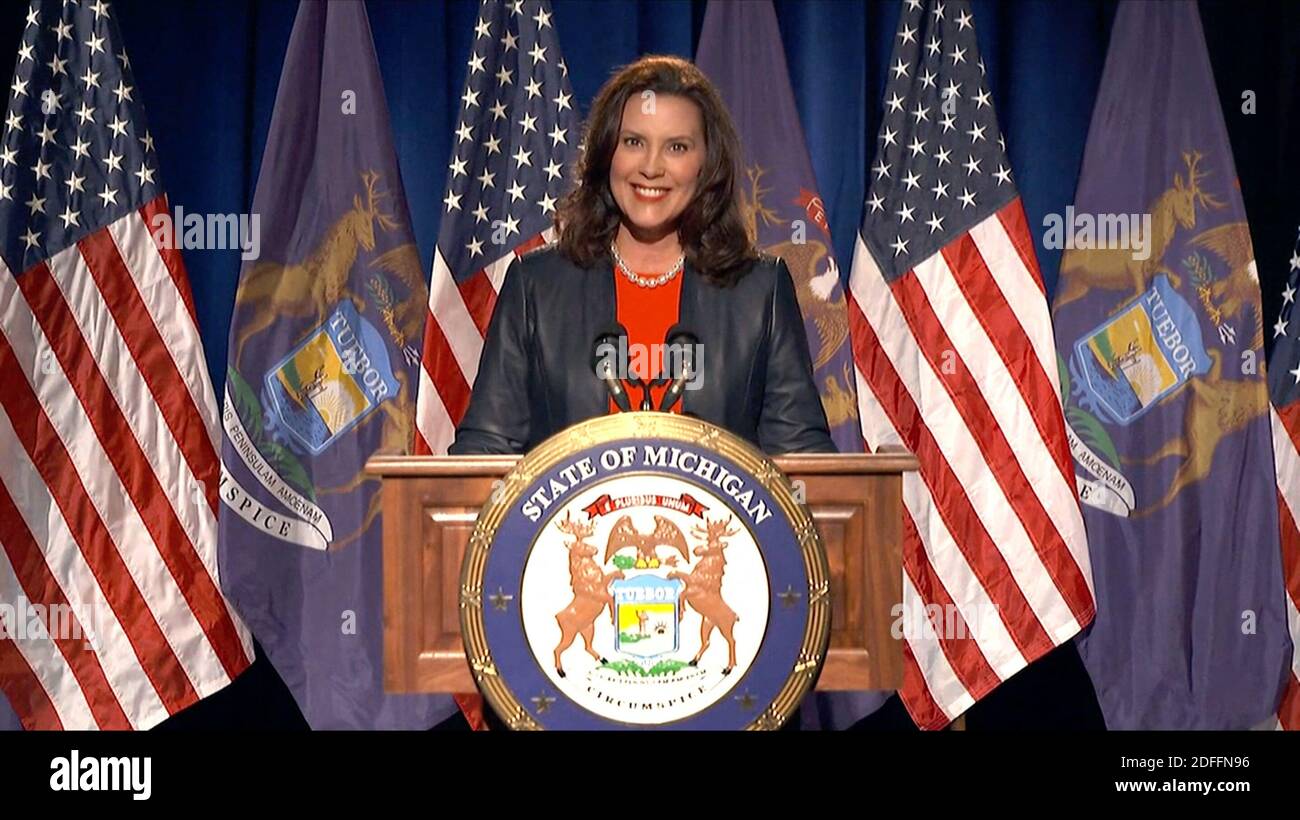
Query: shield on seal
612 574 685 659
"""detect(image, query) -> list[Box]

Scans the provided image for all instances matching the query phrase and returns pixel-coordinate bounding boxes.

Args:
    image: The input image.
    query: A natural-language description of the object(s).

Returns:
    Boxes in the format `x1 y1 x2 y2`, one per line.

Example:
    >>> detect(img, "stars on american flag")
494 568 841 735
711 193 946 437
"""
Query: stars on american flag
860 0 1015 280
416 0 575 460
437 0 577 276
1 0 159 273
1270 228 1300 387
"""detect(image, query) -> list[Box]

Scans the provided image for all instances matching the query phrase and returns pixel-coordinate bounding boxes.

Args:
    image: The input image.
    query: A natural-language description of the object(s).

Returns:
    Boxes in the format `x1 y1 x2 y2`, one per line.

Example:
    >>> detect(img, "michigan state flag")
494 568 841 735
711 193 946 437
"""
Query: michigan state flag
1051 0 1291 728
218 0 453 728
695 0 860 454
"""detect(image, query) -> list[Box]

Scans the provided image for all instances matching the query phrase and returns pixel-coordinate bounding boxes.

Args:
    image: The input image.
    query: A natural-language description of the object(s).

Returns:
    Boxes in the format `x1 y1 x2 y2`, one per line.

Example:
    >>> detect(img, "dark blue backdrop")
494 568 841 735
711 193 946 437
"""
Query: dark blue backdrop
0 0 1104 405
5 0 1296 402
3 0 1298 729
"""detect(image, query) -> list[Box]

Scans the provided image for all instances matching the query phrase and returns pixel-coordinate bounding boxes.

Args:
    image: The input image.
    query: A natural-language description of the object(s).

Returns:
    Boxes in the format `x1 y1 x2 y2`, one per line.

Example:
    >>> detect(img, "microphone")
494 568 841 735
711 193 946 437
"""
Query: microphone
658 325 700 413
592 324 632 413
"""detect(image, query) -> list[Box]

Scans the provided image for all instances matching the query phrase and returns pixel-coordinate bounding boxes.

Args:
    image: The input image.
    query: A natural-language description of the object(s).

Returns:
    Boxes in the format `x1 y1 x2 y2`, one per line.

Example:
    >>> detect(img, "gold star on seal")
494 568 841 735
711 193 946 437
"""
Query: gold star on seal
735 691 757 711
489 586 515 611
778 585 802 608
531 693 556 714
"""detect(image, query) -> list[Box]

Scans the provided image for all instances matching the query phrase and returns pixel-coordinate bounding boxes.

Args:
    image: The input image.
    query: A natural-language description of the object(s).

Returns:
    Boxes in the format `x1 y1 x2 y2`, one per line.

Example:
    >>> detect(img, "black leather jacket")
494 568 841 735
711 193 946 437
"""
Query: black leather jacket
448 246 834 455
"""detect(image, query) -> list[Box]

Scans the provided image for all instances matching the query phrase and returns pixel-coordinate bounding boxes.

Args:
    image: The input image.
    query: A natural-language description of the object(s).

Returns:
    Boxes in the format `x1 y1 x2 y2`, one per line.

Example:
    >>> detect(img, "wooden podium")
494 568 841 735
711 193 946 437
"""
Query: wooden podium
366 451 918 696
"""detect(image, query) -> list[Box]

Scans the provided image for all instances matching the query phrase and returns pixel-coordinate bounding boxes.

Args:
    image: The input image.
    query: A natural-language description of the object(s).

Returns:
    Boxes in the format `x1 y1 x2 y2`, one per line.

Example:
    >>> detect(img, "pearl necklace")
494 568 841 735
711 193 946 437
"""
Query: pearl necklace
610 242 685 288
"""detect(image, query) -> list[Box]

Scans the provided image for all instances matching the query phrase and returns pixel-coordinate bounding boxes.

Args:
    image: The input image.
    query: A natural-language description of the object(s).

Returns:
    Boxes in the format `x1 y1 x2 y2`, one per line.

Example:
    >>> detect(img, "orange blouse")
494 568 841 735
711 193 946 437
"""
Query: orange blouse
610 265 684 414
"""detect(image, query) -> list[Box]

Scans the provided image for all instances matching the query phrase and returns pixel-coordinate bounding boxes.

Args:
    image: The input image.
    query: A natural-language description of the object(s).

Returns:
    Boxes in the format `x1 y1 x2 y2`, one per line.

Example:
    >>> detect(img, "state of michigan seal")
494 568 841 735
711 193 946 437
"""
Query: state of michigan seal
461 414 830 730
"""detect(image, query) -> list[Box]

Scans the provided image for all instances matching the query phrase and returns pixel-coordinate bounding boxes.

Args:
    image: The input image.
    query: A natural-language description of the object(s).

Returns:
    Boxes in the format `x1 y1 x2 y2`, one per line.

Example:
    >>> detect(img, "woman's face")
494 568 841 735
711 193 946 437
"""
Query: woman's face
608 92 705 244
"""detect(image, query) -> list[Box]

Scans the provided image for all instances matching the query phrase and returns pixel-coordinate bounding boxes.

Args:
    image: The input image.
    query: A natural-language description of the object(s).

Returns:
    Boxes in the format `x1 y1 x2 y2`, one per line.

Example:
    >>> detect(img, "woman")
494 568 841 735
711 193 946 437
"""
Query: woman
449 54 832 457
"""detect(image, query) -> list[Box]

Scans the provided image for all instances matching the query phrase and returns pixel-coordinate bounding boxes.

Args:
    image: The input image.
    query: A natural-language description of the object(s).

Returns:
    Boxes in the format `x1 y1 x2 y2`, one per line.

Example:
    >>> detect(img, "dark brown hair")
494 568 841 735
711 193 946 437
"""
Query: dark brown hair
556 55 756 285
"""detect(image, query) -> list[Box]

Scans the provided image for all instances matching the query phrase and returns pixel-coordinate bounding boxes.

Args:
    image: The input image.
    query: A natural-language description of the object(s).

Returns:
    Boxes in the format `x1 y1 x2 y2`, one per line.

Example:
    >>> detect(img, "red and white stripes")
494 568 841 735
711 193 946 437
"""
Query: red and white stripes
0 196 252 730
1268 404 1300 730
849 198 1094 729
414 229 551 456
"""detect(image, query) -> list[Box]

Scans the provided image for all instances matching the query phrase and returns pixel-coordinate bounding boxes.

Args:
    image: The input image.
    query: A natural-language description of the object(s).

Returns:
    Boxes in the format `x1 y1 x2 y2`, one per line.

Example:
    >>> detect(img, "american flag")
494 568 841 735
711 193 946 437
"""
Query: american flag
1266 226 1300 730
414 0 579 455
0 0 252 729
846 0 1094 729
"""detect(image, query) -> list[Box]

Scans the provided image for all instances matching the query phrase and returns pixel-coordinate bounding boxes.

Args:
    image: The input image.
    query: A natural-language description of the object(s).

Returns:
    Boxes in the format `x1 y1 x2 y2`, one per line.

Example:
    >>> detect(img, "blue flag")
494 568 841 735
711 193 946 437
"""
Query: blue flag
1051 0 1291 728
217 0 454 728
696 0 884 730
695 0 861 454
